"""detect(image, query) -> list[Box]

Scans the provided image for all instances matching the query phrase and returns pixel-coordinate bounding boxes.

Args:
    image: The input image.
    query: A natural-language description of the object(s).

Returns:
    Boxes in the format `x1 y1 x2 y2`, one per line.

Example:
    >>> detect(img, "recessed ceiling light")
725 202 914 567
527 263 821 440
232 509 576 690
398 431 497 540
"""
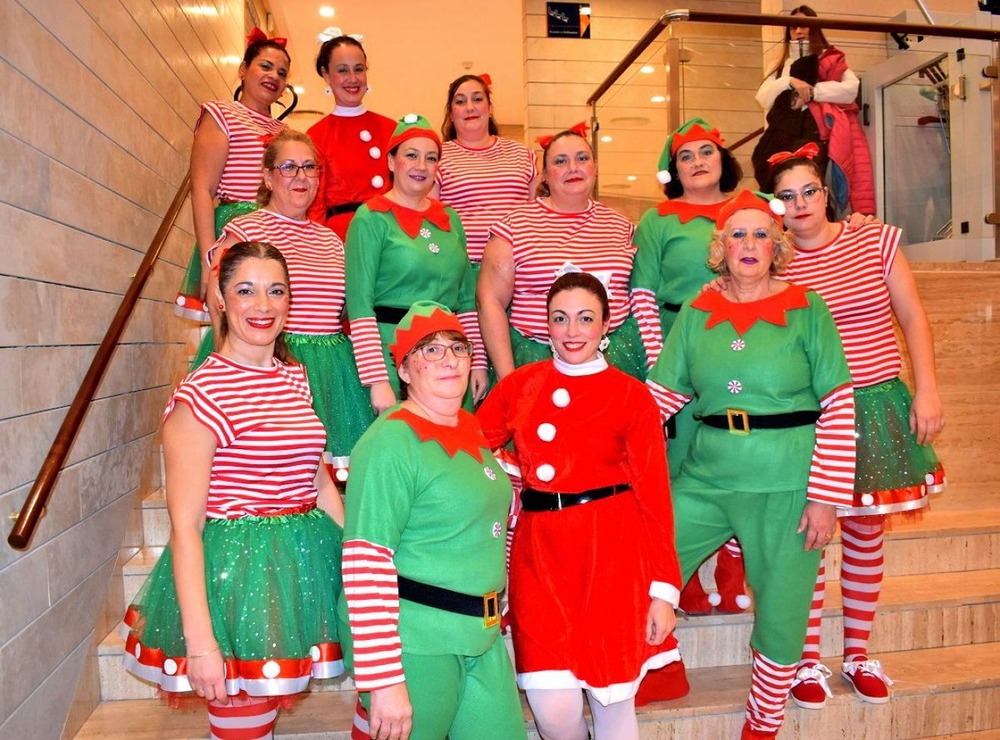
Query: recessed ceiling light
580 6 591 15
219 55 242 65
639 65 655 74
183 5 219 16
650 95 666 103
626 175 638 181
319 6 335 18
600 135 613 143
293 85 306 94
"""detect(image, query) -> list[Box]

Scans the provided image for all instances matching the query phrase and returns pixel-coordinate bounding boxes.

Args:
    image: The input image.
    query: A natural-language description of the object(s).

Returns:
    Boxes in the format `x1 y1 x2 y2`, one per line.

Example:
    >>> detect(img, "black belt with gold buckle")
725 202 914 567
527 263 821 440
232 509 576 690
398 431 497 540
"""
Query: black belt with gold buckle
521 483 630 512
697 409 820 435
397 575 500 629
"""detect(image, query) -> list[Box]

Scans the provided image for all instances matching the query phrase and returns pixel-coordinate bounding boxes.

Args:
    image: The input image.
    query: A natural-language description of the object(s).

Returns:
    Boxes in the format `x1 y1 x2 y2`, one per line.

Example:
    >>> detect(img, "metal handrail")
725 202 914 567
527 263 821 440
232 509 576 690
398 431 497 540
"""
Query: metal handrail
587 9 1000 106
8 173 192 550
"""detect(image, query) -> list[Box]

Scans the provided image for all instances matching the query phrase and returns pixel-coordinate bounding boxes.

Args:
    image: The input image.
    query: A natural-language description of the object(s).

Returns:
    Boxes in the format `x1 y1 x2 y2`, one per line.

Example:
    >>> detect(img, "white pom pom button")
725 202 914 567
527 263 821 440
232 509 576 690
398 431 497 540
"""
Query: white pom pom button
262 660 281 679
537 423 556 441
403 113 419 124
163 659 178 675
861 493 875 506
359 129 372 142
536 464 555 482
368 146 381 159
371 175 384 189
310 646 322 662
551 388 570 407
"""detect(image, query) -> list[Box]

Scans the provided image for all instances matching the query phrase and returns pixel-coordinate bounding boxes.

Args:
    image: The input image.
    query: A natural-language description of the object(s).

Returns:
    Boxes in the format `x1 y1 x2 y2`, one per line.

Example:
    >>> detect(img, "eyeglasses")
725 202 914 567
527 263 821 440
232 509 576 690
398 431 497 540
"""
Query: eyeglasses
410 342 474 362
271 163 322 178
775 185 825 204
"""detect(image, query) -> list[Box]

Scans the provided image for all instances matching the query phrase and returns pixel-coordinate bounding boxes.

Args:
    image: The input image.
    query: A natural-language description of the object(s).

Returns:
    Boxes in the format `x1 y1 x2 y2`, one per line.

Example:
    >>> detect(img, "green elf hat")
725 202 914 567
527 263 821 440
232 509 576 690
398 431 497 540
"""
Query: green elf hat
389 301 466 369
655 117 726 185
715 189 787 230
387 113 442 153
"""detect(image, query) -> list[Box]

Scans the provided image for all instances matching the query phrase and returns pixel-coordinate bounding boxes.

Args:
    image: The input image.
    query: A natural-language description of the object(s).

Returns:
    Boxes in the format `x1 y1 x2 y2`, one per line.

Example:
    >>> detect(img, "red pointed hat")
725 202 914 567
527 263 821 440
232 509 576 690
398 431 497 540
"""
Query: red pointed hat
715 189 787 230
389 301 466 369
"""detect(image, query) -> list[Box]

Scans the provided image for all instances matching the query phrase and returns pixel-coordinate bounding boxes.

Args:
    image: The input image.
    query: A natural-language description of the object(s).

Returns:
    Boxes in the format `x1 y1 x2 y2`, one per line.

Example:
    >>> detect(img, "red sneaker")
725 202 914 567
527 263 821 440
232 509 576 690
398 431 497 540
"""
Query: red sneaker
841 659 893 704
740 721 777 739
790 663 834 709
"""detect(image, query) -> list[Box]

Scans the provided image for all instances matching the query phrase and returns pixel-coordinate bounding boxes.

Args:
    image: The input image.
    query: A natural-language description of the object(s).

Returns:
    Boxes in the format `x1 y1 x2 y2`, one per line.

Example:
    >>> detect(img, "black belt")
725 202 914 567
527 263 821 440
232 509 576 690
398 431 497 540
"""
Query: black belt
662 301 682 312
397 575 500 628
697 409 820 435
373 305 410 324
521 483 630 512
326 202 363 219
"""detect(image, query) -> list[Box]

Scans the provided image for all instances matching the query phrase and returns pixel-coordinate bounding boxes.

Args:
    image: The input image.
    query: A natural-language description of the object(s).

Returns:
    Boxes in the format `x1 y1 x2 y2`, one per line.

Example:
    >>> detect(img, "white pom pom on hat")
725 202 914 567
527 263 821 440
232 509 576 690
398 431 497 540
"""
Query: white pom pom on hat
656 170 672 185
769 198 787 217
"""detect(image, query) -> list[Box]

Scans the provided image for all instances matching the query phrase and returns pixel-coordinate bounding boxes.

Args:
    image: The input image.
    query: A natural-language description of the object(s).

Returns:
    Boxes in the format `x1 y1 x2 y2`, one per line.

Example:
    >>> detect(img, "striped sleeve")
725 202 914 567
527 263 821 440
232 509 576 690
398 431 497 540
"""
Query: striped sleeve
631 288 664 367
645 379 691 424
349 316 390 386
805 383 857 506
457 311 487 370
168 383 235 446
342 539 405 690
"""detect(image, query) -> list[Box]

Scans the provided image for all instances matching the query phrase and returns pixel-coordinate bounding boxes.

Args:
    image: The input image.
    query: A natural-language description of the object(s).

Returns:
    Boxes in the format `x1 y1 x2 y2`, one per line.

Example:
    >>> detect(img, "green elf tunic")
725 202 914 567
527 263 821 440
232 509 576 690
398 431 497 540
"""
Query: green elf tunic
646 283 856 664
340 406 526 740
631 198 729 476
345 196 485 405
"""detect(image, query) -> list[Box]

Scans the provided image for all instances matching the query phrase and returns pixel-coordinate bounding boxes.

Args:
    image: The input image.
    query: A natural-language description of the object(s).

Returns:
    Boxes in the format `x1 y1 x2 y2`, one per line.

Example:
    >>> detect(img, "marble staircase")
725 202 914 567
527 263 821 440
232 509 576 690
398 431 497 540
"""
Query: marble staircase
74 266 1000 739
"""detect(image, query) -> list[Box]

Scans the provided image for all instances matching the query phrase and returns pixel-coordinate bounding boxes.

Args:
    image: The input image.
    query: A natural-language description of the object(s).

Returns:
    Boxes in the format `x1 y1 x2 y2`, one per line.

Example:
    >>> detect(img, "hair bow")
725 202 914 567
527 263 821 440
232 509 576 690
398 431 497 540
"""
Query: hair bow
246 27 287 49
767 142 820 167
478 73 493 89
535 121 589 149
317 26 365 43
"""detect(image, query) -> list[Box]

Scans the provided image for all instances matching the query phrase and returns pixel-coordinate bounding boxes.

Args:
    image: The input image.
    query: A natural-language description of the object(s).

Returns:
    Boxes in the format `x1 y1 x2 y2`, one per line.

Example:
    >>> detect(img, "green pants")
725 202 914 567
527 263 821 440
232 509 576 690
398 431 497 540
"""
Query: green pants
673 477 821 664
355 638 527 740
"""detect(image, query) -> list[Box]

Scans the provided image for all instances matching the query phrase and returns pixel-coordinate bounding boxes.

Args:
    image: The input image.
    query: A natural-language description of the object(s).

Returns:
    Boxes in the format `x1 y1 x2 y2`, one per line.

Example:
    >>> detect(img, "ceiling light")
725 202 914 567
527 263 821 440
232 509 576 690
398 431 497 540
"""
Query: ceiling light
183 5 219 16
293 85 306 94
580 6 591 15
600 135 612 143
626 175 638 181
639 65 655 74
319 6 335 17
219 55 242 65
650 95 666 103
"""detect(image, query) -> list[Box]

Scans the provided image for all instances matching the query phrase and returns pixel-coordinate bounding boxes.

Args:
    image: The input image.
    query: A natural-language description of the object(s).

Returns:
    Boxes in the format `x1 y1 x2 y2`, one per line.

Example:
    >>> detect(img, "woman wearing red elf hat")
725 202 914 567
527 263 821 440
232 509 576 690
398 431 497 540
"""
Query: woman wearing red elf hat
647 189 857 739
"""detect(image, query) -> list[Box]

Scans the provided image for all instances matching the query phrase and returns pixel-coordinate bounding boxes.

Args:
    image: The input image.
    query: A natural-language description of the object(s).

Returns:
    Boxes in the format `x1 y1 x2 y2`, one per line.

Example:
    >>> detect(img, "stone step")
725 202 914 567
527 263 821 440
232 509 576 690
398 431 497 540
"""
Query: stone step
139 488 169 548
99 567 1000 700
75 642 1000 739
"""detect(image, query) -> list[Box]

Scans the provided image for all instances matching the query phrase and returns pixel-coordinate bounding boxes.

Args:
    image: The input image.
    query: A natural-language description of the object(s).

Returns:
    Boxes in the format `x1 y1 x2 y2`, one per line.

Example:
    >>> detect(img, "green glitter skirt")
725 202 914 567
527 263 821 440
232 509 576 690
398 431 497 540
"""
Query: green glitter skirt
174 201 258 322
122 507 344 696
843 377 944 518
509 313 647 381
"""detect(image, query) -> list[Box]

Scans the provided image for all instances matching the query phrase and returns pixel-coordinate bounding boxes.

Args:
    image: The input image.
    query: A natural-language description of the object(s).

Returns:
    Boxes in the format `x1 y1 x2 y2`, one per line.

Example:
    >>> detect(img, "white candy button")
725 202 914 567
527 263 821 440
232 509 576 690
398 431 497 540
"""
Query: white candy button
552 388 570 407
536 464 555 482
537 423 556 441
359 129 372 142
371 175 384 189
369 146 381 159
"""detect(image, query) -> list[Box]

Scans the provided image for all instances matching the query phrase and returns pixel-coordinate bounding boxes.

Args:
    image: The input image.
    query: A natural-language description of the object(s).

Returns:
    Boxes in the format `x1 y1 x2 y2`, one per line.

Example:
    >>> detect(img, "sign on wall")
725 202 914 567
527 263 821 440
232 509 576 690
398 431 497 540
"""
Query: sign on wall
546 3 591 38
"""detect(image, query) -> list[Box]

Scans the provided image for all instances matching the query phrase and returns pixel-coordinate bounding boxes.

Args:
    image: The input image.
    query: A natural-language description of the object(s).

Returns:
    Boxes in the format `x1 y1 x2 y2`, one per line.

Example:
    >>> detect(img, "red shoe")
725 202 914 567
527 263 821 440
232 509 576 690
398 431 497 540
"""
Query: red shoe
790 663 834 709
713 545 752 613
841 659 893 704
740 721 777 739
678 574 712 615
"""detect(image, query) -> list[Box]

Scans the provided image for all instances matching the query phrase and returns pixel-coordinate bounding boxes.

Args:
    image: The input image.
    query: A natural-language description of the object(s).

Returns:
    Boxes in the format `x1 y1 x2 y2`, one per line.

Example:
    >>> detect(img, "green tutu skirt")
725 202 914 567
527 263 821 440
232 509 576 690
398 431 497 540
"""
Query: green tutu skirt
509 313 647 381
844 377 945 518
175 201 258 322
122 507 344 696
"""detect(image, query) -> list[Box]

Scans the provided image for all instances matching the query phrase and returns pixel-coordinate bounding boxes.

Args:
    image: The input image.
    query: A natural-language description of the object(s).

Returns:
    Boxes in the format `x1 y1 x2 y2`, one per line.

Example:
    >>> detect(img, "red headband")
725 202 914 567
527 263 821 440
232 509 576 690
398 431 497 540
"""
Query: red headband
246 27 287 49
767 142 820 168
536 121 589 150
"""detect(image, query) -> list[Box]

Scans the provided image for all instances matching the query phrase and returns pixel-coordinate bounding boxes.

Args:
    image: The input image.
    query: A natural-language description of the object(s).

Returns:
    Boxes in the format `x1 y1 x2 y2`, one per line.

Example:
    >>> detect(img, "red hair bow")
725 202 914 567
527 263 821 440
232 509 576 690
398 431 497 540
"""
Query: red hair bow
767 142 820 168
535 121 589 149
246 27 287 49
478 73 493 89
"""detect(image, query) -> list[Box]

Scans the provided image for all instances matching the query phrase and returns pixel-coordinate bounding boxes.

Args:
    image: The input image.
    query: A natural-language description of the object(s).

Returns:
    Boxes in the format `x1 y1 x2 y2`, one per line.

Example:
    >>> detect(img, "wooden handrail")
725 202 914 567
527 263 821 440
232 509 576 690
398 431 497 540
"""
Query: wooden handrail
730 127 765 152
8 172 192 550
587 9 1000 106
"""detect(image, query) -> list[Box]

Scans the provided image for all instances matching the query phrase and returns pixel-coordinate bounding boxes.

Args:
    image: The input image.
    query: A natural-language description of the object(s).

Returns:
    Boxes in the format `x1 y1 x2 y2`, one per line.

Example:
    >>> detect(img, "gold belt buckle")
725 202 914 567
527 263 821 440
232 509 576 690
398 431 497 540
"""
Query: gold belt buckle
726 408 750 435
483 591 500 628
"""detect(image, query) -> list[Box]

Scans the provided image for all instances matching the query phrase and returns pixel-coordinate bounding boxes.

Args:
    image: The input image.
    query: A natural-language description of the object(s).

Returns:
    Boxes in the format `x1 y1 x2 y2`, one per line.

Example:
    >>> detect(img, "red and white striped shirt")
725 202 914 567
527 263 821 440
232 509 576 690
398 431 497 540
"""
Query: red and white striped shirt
437 137 537 263
200 100 285 203
782 223 901 388
166 354 324 518
221 210 346 335
490 200 637 341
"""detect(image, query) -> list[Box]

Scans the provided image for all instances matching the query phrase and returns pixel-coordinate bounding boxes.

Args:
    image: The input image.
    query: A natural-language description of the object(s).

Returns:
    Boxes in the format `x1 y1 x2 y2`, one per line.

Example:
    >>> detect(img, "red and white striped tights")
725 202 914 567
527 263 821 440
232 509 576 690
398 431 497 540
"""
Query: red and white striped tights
208 695 279 740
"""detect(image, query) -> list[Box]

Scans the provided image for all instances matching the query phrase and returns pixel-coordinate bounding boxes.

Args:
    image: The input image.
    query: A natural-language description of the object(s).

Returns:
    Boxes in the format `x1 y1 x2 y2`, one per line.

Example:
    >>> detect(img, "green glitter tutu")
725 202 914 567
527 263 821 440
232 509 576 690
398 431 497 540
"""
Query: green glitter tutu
122 507 344 696
509 313 647 381
844 377 944 517
174 201 258 322
286 333 375 456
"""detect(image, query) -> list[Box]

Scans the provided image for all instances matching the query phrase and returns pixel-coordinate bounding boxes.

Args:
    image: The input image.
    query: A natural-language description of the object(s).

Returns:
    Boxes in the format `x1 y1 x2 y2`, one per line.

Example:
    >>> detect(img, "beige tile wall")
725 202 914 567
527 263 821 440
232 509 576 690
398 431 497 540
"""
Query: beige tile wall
0 0 249 737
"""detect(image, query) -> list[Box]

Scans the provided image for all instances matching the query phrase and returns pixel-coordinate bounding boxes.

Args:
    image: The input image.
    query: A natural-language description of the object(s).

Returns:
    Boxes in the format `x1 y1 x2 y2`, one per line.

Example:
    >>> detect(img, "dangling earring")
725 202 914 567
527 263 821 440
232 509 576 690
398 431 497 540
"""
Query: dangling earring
598 335 610 352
